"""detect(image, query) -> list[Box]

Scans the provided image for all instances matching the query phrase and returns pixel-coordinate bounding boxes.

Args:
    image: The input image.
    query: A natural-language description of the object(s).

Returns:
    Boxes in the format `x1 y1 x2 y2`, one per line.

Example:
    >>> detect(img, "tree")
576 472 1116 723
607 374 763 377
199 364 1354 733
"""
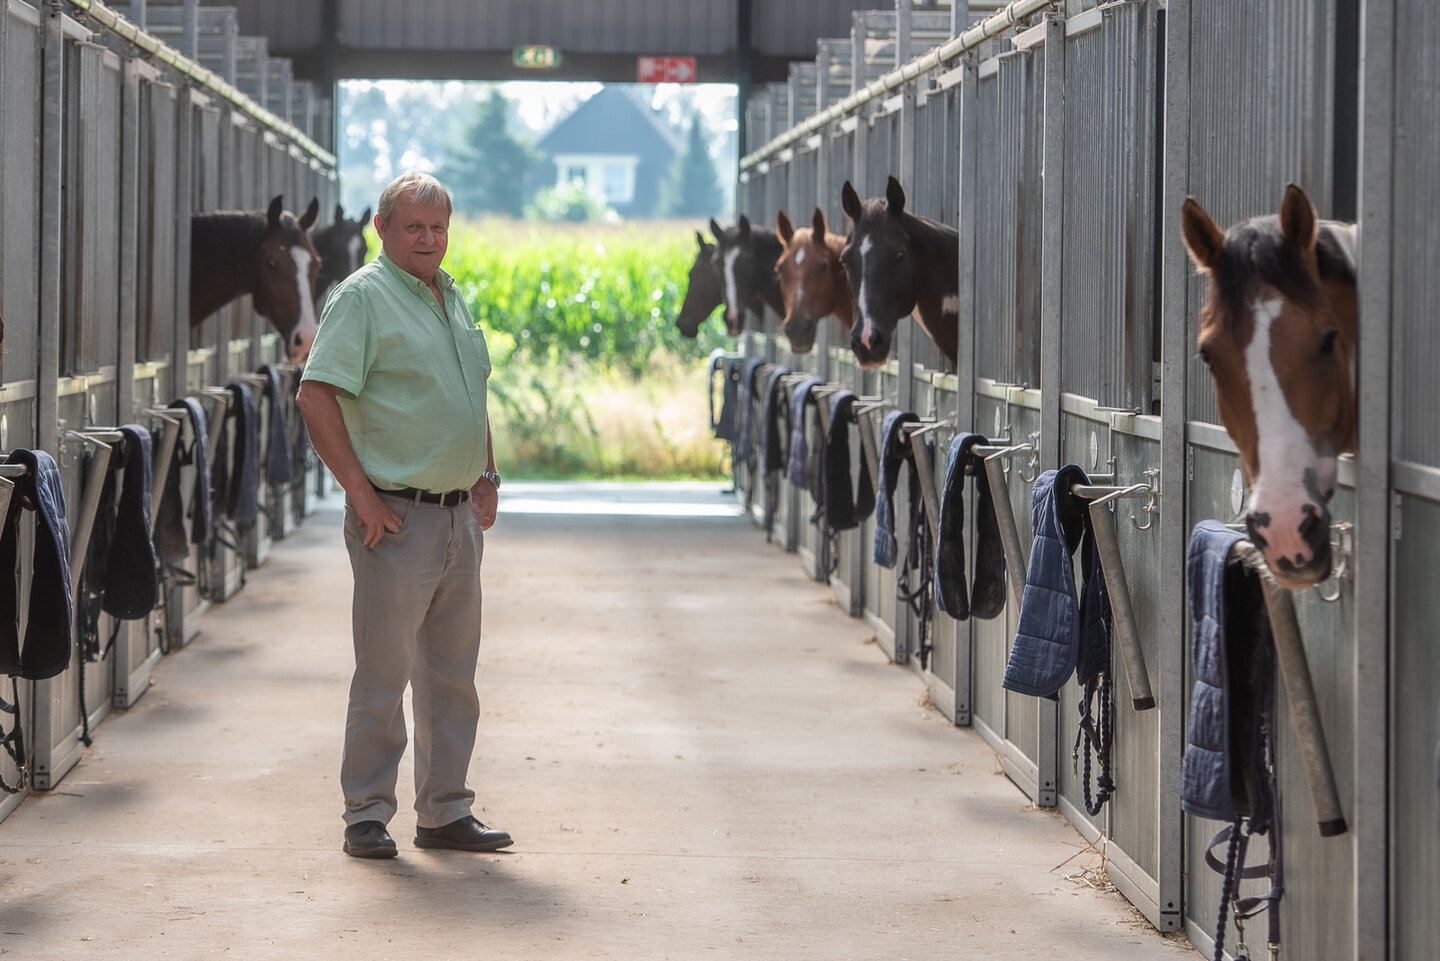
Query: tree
656 110 724 219
442 88 541 218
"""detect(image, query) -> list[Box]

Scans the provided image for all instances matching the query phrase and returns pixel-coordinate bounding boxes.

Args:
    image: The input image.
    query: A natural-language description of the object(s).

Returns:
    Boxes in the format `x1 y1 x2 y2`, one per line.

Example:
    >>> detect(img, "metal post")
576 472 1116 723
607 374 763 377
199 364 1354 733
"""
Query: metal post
117 58 141 424
1353 0 1395 954
38 2 65 457
1085 493 1156 710
172 88 193 400
1155 0 1193 933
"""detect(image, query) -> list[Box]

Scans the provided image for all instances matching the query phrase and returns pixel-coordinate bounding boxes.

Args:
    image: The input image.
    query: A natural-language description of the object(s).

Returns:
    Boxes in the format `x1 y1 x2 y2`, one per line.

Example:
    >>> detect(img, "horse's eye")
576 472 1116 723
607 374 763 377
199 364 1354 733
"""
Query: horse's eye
1197 345 1213 368
267 258 278 269
1318 329 1338 358
894 248 905 262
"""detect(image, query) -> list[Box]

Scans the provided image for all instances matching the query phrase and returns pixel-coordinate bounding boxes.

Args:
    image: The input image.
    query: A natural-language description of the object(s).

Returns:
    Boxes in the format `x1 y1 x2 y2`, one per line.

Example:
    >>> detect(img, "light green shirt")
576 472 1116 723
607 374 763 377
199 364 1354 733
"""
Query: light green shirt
302 252 491 493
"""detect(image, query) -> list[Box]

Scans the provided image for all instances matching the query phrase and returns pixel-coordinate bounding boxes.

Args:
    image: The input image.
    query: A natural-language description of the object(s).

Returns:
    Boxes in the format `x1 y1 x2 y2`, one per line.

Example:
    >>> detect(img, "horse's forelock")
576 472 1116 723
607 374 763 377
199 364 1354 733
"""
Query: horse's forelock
1212 217 1325 330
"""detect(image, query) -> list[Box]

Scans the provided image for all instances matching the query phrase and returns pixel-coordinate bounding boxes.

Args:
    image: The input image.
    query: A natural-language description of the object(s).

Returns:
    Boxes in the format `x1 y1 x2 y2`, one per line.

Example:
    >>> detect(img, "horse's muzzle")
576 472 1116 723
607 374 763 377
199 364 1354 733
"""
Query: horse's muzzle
1246 504 1334 587
850 331 889 369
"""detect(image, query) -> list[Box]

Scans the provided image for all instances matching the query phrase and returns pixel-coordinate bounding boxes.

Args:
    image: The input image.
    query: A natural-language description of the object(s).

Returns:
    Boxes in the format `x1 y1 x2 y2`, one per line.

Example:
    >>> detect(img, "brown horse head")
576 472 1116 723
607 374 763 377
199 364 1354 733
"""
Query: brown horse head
675 231 723 338
190 195 321 364
1182 184 1358 587
774 207 852 354
710 215 784 335
840 177 959 369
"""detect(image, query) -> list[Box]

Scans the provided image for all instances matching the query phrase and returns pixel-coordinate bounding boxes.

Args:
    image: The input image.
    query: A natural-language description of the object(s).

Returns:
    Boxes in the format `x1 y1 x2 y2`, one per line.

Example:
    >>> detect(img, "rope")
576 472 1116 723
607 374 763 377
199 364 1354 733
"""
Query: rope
0 676 26 794
896 456 935 670
1076 670 1115 816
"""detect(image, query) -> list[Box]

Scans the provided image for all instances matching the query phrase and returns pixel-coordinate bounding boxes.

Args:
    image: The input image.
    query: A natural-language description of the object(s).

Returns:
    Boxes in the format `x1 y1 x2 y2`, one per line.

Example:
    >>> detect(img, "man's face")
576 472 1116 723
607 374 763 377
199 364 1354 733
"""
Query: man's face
375 192 449 282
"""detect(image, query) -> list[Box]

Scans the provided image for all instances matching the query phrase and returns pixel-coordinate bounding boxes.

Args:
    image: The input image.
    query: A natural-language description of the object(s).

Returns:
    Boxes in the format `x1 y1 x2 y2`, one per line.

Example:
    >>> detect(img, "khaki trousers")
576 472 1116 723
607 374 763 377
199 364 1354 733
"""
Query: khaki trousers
340 494 484 828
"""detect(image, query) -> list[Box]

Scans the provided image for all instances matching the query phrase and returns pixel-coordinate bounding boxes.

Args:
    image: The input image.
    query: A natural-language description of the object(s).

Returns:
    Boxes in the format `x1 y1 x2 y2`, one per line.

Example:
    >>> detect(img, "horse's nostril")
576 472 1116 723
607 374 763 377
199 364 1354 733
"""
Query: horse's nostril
1298 508 1324 543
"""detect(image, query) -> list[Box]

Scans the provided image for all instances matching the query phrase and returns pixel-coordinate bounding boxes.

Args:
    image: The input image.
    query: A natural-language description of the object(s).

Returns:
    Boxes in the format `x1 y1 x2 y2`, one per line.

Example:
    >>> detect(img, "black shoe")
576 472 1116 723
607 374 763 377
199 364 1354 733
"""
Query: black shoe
343 820 398 859
414 815 513 852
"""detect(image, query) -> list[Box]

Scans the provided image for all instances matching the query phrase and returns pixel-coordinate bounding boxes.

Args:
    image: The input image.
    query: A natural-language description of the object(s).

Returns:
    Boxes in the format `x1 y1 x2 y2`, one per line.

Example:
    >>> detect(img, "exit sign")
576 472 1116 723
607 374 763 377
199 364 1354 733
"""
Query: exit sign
514 45 561 69
637 56 696 84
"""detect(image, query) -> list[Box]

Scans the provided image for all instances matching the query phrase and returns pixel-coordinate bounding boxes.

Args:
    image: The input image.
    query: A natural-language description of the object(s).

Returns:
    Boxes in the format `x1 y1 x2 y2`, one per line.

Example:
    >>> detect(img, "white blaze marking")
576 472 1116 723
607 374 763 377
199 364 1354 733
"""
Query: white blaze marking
941 294 958 316
856 236 876 348
723 247 741 319
1244 297 1319 554
795 247 806 266
289 247 318 360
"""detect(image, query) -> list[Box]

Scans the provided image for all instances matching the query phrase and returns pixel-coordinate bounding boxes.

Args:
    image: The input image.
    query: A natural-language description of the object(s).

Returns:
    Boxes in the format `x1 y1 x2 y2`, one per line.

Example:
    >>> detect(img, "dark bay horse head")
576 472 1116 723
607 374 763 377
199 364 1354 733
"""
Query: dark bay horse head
709 215 784 335
311 203 371 307
840 177 959 369
675 231 723 338
1182 183 1359 587
190 195 321 363
774 207 852 354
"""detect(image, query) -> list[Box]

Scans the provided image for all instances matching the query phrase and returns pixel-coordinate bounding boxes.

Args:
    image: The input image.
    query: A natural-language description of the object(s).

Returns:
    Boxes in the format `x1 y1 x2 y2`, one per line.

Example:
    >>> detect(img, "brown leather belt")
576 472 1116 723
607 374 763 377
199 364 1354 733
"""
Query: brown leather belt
372 483 469 507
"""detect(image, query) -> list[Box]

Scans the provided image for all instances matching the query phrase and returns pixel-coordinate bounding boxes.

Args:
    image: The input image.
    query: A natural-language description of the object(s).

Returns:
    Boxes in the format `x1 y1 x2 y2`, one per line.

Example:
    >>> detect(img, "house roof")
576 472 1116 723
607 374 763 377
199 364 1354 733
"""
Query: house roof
536 85 683 159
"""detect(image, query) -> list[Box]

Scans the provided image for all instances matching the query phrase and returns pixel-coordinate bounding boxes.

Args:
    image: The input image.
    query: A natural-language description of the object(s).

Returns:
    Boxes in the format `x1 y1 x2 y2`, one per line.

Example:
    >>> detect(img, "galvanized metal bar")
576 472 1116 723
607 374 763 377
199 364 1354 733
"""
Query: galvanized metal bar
1039 13 1064 475
116 55 141 424
65 435 117 601
1353 0 1396 953
856 408 883 498
38 2 65 458
145 412 181 534
907 430 941 544
1232 542 1349 836
59 0 334 165
1155 0 1193 933
1083 489 1157 711
0 477 14 523
741 0 1059 170
983 451 1029 610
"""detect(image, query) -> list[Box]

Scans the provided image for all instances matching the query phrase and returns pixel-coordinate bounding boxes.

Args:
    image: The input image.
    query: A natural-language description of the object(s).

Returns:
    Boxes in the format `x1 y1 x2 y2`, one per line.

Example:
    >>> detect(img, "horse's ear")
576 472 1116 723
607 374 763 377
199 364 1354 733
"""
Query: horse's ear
841 181 862 220
300 197 320 231
1180 197 1225 272
776 209 794 244
1279 183 1317 254
358 207 371 225
709 217 724 241
737 215 751 239
695 230 707 249
811 207 827 239
266 195 284 228
333 203 344 224
885 176 906 217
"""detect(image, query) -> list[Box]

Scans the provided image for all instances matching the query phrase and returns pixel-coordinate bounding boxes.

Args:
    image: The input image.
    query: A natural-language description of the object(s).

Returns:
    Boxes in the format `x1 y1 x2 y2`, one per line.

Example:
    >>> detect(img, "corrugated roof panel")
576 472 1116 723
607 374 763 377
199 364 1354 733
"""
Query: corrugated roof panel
237 0 903 56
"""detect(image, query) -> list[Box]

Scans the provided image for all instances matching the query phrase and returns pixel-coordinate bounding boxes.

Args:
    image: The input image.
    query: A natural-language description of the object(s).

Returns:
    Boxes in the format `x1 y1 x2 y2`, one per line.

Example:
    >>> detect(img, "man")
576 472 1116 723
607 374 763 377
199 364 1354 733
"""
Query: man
297 172 510 859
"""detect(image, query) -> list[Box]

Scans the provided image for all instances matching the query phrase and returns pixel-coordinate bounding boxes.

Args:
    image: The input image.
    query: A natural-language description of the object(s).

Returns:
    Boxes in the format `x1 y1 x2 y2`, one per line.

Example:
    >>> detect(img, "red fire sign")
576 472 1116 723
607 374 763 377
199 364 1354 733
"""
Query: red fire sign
637 56 696 84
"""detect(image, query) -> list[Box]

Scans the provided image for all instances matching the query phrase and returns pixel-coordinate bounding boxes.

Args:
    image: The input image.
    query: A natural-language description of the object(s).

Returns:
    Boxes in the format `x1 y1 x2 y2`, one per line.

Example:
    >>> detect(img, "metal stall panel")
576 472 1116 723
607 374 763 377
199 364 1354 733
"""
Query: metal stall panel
137 79 178 366
1185 432 1358 961
1060 3 1159 414
1388 2 1440 954
1057 408 1168 927
2 0 42 390
973 47 1041 392
1183 0 1340 425
1178 2 1357 956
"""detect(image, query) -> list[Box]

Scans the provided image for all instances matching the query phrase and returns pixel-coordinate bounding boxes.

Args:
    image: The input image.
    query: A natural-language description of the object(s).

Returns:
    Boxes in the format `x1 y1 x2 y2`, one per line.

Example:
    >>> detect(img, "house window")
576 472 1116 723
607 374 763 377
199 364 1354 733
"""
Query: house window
563 164 587 186
602 164 634 205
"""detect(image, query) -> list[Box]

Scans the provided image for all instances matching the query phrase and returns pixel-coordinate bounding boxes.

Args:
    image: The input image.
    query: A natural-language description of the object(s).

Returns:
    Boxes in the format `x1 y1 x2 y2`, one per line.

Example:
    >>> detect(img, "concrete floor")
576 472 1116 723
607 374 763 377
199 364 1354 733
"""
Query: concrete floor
0 481 1200 959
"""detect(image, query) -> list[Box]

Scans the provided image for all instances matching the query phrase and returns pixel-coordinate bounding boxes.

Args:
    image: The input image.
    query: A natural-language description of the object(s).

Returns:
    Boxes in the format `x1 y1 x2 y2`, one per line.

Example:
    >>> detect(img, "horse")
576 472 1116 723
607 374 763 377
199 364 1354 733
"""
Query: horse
190 195 321 364
774 207 853 354
311 203 371 308
1181 183 1358 588
675 231 724 338
709 216 785 336
839 177 959 369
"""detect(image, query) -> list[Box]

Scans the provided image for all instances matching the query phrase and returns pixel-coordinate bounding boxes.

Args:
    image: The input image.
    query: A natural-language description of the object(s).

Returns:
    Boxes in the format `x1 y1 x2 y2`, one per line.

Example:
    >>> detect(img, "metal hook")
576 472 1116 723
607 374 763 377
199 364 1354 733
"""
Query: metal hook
1313 521 1354 603
1130 467 1161 531
1016 430 1041 483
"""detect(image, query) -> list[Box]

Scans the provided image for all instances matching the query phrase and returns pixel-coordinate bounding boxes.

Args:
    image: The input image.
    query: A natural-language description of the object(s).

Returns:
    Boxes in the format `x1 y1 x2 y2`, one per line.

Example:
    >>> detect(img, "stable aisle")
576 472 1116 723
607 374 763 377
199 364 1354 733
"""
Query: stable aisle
0 482 1198 960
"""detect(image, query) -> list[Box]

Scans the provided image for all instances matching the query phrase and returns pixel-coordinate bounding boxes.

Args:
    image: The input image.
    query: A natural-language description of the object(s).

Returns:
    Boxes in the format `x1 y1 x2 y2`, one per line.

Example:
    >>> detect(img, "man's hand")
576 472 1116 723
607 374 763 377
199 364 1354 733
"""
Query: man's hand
352 487 404 548
471 478 498 530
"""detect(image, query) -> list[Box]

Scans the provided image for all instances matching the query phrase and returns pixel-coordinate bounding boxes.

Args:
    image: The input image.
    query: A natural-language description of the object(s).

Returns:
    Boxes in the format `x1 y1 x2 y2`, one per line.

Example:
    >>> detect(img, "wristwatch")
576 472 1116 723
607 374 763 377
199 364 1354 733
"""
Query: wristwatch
479 470 502 489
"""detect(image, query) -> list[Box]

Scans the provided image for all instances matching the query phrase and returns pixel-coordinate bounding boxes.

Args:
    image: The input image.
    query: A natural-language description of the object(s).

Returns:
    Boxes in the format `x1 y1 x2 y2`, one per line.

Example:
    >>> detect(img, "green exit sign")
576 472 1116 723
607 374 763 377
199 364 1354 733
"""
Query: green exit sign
513 46 561 69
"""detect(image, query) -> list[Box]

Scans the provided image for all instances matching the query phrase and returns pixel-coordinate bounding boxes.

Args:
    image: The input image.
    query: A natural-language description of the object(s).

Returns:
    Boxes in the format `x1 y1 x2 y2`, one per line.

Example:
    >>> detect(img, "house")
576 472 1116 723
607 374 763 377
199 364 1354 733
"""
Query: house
533 86 682 218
